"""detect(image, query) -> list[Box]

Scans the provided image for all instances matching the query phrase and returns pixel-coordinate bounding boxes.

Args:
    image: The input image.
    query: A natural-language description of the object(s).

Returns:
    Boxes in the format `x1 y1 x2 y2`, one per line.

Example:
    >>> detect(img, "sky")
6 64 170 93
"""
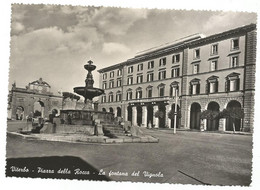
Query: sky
9 4 257 97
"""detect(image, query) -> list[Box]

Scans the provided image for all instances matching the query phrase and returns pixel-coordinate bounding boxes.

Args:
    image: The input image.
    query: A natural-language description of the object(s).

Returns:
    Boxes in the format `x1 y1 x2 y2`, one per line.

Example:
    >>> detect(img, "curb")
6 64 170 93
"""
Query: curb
7 132 159 144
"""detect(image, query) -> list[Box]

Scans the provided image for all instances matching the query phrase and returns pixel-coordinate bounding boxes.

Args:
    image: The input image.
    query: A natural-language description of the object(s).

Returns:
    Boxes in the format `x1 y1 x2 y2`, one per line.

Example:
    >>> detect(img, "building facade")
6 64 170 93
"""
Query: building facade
97 24 256 132
8 78 63 120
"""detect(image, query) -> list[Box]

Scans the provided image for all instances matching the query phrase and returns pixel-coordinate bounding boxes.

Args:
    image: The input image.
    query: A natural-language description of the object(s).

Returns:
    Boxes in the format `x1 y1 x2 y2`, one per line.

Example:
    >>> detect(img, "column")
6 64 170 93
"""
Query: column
165 104 171 128
132 106 137 126
203 119 207 130
153 105 159 128
114 108 117 118
142 106 147 128
124 107 128 122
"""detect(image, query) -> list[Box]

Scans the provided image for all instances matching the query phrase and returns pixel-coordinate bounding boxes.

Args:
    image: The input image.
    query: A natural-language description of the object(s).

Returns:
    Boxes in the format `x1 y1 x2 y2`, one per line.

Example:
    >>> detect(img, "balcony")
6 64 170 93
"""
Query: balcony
127 96 171 104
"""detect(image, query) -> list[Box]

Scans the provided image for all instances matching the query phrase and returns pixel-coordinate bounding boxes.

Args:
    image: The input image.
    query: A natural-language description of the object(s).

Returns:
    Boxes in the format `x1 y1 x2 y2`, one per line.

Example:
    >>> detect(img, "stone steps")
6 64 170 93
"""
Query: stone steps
102 123 125 138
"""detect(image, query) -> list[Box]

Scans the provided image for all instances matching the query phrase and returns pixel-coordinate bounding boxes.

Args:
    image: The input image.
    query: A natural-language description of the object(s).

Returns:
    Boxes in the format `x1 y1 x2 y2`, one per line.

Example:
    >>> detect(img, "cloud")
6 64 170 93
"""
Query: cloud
11 21 25 35
102 42 130 54
202 11 257 34
90 7 148 36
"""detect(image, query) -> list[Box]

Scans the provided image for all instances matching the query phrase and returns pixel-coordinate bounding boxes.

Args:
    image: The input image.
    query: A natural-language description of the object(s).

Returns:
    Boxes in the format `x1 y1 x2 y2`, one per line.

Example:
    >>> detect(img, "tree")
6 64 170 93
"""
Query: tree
167 109 182 119
154 110 164 118
218 108 244 132
200 110 219 120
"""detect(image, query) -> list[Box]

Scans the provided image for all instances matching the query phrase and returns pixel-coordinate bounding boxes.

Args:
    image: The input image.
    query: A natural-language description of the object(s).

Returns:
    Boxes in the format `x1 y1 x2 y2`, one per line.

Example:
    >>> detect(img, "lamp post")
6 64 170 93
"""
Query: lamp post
173 88 178 134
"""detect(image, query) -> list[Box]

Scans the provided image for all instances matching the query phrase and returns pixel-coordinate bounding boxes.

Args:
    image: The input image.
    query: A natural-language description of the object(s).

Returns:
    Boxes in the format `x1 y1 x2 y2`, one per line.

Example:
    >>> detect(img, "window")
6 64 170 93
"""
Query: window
101 95 106 103
193 64 199 74
126 90 132 100
230 56 238 68
171 67 180 78
136 88 142 99
147 73 154 82
157 84 165 97
102 82 107 89
109 80 114 88
137 64 143 71
172 54 180 63
103 73 107 80
137 75 143 84
231 38 239 50
128 66 133 73
210 60 217 71
147 88 152 98
226 73 240 92
194 49 200 59
117 79 122 87
190 79 200 95
206 76 219 94
127 76 133 85
116 92 122 102
117 69 122 76
110 71 114 78
108 93 113 102
159 87 165 97
159 70 166 80
211 44 218 55
170 84 179 97
159 57 167 66
148 61 154 69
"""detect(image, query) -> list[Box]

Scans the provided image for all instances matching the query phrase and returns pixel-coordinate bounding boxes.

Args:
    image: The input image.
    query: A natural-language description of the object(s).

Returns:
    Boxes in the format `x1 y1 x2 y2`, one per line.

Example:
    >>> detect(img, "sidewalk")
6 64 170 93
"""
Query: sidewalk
145 127 252 136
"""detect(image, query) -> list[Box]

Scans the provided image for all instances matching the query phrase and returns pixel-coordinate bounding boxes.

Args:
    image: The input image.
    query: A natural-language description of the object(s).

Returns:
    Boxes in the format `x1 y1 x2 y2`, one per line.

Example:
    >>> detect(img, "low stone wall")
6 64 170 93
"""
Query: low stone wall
60 110 114 125
7 121 31 132
41 123 95 135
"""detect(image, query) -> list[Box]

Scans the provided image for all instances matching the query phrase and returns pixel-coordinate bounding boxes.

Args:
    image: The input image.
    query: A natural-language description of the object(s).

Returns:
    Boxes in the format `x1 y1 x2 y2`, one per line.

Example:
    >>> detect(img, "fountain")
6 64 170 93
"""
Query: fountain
59 60 114 129
73 60 104 110
11 59 159 142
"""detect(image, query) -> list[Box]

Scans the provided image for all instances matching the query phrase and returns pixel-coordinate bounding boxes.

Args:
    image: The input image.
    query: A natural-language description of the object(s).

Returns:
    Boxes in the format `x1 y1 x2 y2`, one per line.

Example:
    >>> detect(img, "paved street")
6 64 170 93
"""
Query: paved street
6 128 252 186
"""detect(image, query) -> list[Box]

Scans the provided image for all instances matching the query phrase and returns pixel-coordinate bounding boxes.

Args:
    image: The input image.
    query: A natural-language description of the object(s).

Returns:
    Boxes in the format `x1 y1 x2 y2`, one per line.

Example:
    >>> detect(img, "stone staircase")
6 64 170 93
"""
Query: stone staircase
102 123 125 138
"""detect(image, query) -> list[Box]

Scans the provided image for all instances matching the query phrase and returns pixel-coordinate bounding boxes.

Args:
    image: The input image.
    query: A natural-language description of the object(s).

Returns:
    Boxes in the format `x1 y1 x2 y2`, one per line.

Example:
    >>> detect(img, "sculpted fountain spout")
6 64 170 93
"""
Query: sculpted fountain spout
73 60 104 110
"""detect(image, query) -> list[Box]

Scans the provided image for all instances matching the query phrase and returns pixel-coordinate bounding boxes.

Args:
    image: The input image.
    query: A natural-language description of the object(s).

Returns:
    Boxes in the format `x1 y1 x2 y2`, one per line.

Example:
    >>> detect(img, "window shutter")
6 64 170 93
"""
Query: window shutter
205 82 209 94
189 84 192 95
236 78 240 91
196 83 200 94
225 80 230 92
227 80 230 92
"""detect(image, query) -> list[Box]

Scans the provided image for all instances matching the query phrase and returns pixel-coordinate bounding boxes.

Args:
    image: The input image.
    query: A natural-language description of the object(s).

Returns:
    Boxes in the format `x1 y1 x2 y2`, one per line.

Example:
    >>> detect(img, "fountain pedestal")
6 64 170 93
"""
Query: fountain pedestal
82 99 94 110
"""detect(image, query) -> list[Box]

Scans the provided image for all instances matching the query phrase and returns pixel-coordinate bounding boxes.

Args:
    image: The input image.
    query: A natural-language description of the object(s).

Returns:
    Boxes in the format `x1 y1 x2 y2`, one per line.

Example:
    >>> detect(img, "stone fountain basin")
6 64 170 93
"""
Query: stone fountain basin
73 87 104 99
84 64 96 71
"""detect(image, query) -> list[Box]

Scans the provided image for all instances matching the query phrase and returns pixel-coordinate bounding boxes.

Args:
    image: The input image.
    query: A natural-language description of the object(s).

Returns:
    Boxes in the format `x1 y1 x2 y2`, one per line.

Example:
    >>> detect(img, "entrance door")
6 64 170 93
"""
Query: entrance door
190 103 201 130
206 102 220 131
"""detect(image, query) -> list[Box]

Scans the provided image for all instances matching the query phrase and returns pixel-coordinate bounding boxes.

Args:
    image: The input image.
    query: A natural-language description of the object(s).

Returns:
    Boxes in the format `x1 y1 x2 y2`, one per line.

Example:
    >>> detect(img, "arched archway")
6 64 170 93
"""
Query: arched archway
51 109 58 115
190 103 201 130
170 104 180 128
109 107 114 113
116 107 122 117
158 103 166 128
226 100 242 131
127 106 132 122
102 108 106 112
207 101 220 131
33 101 44 117
137 106 142 126
16 106 24 120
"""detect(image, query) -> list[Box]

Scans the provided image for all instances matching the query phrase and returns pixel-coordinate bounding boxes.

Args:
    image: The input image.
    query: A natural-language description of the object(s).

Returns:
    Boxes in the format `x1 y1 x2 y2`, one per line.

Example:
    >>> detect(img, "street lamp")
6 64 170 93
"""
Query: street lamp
173 88 178 134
